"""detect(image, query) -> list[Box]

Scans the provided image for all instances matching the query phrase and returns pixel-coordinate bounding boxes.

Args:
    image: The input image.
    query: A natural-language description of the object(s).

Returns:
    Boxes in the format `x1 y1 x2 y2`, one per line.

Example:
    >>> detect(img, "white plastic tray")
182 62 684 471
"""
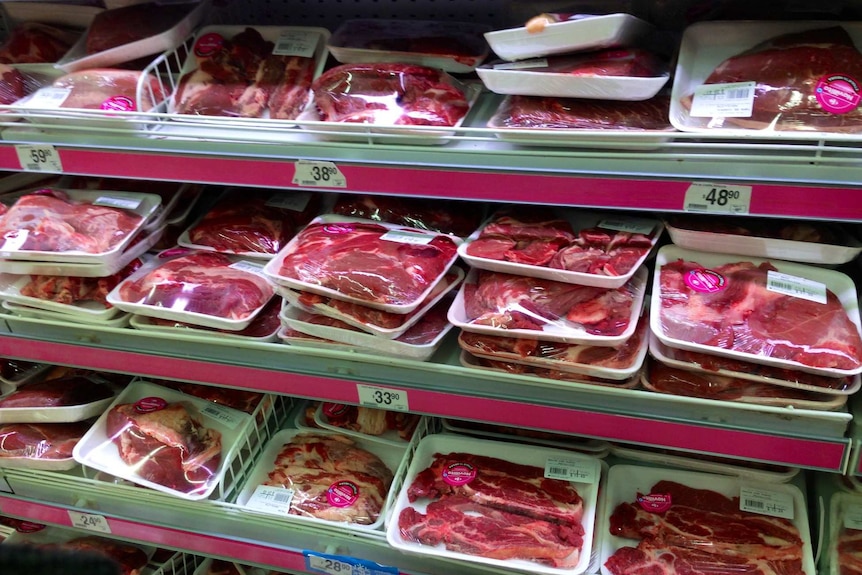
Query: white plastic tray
0 380 117 424
235 428 407 532
599 465 815 575
314 403 423 447
651 245 862 378
484 13 653 62
2 300 131 327
278 325 358 353
327 19 491 73
440 418 611 456
449 266 647 346
0 272 126 320
264 215 461 314
459 209 661 288
387 433 601 575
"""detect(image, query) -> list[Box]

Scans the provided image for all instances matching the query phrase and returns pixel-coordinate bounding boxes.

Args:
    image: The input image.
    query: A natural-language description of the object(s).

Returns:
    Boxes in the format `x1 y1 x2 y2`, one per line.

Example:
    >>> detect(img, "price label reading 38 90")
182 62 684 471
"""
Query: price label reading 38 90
357 384 409 412
292 160 347 188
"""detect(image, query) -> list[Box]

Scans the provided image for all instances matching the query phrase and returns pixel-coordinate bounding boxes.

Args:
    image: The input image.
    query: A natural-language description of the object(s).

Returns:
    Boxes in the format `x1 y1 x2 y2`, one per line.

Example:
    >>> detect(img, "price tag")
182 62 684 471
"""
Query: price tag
690 81 756 118
199 402 248 430
0 476 12 494
228 260 267 277
304 551 399 575
68 511 112 534
766 270 827 304
494 58 548 70
356 384 409 412
292 161 347 188
683 182 752 214
845 504 862 530
544 457 598 484
379 230 435 245
246 485 295 515
597 217 656 235
93 196 143 211
266 191 312 212
15 145 63 173
739 486 794 519
273 29 320 58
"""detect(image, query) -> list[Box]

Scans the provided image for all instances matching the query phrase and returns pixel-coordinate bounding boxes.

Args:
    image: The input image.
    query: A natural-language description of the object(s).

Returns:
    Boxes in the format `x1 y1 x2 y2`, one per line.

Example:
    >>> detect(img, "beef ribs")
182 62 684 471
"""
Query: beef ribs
0 375 113 408
498 94 672 130
106 401 222 494
55 536 148 575
0 421 89 459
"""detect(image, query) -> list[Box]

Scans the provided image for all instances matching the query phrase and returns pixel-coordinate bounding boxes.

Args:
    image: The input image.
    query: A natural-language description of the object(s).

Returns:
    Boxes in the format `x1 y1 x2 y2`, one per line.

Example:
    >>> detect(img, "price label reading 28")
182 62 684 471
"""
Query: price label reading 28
683 182 752 214
357 384 409 412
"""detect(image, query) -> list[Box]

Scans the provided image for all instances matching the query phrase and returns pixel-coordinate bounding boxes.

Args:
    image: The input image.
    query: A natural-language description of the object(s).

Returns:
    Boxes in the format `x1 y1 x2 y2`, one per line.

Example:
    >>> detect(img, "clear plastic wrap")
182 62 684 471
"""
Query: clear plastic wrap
0 421 89 461
0 64 48 105
130 296 282 341
332 194 484 237
0 374 114 409
490 94 673 130
0 22 78 64
48 69 163 111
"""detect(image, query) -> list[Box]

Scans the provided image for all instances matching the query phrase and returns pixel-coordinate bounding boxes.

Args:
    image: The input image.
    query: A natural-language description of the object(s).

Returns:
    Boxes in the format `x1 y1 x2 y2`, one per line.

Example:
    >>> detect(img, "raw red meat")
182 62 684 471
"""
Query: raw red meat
466 209 575 266
142 297 281 338
0 22 77 64
52 69 165 111
549 227 655 276
659 259 862 370
682 26 862 131
54 536 148 575
332 194 483 237
497 94 672 130
321 403 420 439
0 358 43 381
666 215 843 244
839 528 862 575
311 63 469 126
155 381 263 414
399 495 582 567
464 270 635 336
0 421 89 459
278 221 458 307
0 375 114 408
0 64 27 105
21 258 142 307
0 189 143 254
530 49 666 77
106 400 222 494
469 353 635 385
117 252 274 321
85 2 194 54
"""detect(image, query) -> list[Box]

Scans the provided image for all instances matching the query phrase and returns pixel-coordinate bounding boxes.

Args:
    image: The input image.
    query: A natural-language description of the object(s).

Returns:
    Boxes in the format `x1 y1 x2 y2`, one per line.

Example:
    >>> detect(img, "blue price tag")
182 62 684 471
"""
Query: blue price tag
303 551 399 575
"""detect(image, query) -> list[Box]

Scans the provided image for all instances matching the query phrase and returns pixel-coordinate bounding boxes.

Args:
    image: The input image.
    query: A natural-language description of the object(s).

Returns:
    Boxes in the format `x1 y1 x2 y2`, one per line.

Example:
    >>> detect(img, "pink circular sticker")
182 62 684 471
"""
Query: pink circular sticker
327 480 359 507
100 96 136 112
194 32 225 57
15 521 45 533
158 247 192 259
637 493 672 513
323 224 355 235
684 268 726 293
816 74 861 114
135 396 168 413
322 403 350 418
442 462 476 486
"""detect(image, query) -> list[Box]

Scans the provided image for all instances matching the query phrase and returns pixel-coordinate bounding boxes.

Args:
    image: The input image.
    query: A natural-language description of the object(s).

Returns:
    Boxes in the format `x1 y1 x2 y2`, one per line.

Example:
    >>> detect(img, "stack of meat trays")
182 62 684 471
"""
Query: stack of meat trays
266 215 463 362
648 245 862 410
387 433 602 574
0 187 166 328
600 465 815 575
314 401 424 447
0 357 51 396
452 207 658 388
824 489 862 575
441 417 611 457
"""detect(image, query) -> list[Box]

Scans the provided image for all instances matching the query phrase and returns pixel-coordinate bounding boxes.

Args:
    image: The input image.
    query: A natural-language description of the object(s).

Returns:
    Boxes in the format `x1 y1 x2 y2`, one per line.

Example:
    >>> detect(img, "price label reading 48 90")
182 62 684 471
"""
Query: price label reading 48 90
356 384 409 412
683 182 752 214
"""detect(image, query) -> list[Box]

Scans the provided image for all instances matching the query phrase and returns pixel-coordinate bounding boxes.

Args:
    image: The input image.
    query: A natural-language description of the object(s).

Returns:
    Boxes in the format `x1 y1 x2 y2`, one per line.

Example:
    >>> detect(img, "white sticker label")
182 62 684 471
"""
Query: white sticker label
357 384 409 412
690 81 756 118
292 161 347 188
93 196 143 211
494 58 549 70
739 486 794 519
229 260 267 277
379 230 435 245
199 403 247 430
307 555 354 575
15 145 63 173
0 229 28 253
0 476 12 493
246 485 295 515
266 191 312 212
22 88 71 109
844 504 862 530
544 457 598 484
597 217 656 235
766 270 827 304
683 182 752 214
68 511 111 533
273 30 319 57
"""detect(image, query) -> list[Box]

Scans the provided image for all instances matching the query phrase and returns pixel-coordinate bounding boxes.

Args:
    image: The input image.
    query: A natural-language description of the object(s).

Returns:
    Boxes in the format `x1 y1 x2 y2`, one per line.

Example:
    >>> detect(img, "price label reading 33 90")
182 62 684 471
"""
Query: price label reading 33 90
356 384 409 412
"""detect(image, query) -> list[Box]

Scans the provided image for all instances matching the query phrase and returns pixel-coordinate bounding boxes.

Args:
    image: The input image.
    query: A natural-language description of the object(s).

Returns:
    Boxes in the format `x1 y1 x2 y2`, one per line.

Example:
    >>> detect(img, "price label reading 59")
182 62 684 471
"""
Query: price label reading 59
683 182 752 214
15 144 63 173
357 384 409 412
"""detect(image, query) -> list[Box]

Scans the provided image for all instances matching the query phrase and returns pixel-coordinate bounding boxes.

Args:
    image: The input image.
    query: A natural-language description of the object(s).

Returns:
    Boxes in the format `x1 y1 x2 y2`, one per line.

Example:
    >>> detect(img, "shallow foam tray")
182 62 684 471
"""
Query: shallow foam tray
387 433 601 575
650 245 862 378
2 300 131 328
449 266 647 346
0 272 126 321
484 13 653 62
599 465 815 575
0 379 117 424
827 491 862 575
314 403 423 447
128 311 281 344
460 209 661 289
234 428 407 532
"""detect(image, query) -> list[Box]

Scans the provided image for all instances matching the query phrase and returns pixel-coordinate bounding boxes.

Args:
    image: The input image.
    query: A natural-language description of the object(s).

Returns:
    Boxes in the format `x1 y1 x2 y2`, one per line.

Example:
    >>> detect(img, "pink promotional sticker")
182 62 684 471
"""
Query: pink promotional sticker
135 396 168 413
194 33 225 58
322 403 350 418
815 74 861 114
100 96 136 112
327 480 359 507
684 268 726 294
322 224 355 235
442 462 476 486
15 521 46 533
637 492 672 513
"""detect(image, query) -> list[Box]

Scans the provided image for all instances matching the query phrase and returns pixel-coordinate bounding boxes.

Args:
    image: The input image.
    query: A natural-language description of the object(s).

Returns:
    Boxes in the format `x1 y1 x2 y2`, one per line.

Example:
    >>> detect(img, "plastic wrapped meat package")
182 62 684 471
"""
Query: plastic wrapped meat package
600 465 815 575
652 246 862 378
73 380 252 500
235 430 404 531
107 250 276 331
671 22 862 134
0 373 118 423
265 216 461 314
314 402 422 446
332 194 485 238
0 64 52 106
0 22 79 65
0 419 91 470
387 434 601 574
171 25 329 121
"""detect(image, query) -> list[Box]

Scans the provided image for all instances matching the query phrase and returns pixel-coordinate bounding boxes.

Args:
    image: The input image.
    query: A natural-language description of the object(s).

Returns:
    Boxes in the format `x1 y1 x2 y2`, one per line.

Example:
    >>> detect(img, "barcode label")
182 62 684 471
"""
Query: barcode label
544 457 598 484
844 504 862 530
246 485 295 515
266 191 312 211
690 81 756 118
739 486 794 519
199 403 246 429
273 30 319 57
597 217 656 235
379 230 434 245
766 270 827 304
22 88 71 109
229 260 267 277
93 196 142 211
494 58 548 70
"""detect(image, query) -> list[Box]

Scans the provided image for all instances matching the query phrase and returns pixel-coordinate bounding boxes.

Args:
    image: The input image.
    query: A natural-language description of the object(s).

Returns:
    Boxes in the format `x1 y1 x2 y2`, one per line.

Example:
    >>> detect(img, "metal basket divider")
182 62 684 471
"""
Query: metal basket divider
139 33 196 132
148 550 206 575
381 415 435 529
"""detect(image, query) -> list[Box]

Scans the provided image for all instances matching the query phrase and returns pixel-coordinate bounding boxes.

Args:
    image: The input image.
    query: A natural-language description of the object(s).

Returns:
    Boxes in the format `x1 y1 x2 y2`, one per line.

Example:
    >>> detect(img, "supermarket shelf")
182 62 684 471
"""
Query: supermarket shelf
0 317 852 472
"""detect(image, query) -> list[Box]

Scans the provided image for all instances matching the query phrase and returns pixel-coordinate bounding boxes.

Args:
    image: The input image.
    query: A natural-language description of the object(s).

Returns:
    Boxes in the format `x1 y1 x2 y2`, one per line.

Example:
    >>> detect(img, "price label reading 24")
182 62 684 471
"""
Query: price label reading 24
357 384 409 412
68 511 112 534
683 182 752 214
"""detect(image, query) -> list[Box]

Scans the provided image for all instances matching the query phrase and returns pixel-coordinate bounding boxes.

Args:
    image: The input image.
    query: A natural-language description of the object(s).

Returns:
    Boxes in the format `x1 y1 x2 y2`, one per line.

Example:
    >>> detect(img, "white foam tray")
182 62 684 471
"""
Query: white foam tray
827 491 862 575
314 403 423 447
129 311 281 343
2 299 131 327
0 272 127 321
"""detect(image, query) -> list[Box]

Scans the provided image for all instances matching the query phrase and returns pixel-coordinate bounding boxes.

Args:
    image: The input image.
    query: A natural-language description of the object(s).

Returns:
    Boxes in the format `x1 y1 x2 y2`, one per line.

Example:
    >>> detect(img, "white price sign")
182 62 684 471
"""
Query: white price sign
683 182 752 214
15 145 63 173
357 384 409 412
739 486 794 519
292 161 347 188
68 511 112 533
379 230 434 245
246 485 295 516
766 270 827 304
93 196 142 211
199 402 248 430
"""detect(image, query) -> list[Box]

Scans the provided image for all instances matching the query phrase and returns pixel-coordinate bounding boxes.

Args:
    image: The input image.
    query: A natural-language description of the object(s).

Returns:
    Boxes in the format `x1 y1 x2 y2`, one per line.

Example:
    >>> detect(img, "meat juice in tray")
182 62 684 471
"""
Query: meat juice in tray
0 373 117 424
459 207 662 289
73 380 253 500
652 245 862 378
265 216 461 314
387 434 601 575
670 21 862 135
599 465 815 575
827 491 862 575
